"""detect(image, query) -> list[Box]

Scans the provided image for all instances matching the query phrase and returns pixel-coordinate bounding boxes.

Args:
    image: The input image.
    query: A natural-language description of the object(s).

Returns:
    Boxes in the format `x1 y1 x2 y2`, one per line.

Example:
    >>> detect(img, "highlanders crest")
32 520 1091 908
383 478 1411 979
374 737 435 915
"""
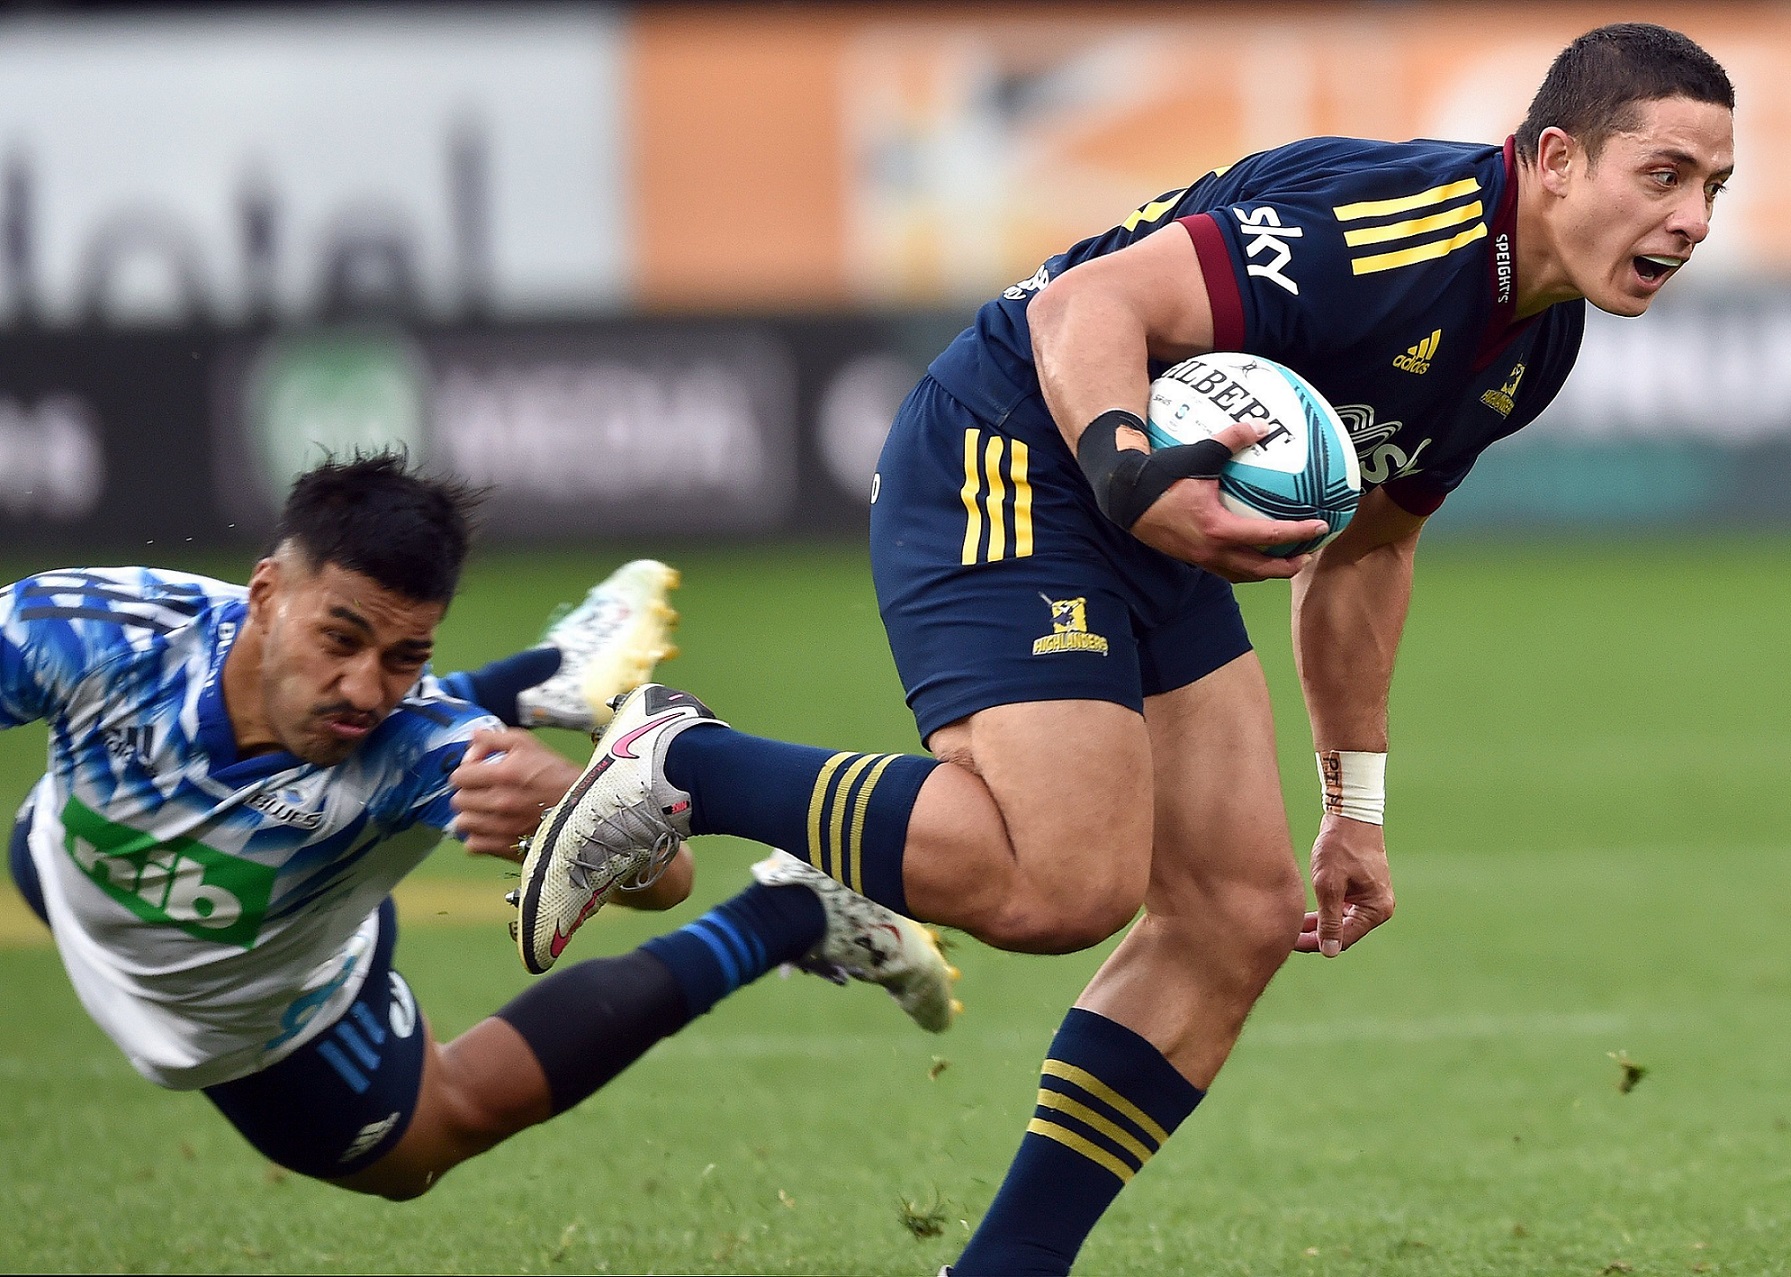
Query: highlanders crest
1031 595 1109 656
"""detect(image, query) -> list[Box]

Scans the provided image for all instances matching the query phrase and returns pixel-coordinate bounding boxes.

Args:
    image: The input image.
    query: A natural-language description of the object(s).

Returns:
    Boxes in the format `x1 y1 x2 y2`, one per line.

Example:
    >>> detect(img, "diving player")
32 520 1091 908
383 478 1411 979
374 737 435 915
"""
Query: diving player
520 23 1733 1272
2 453 956 1199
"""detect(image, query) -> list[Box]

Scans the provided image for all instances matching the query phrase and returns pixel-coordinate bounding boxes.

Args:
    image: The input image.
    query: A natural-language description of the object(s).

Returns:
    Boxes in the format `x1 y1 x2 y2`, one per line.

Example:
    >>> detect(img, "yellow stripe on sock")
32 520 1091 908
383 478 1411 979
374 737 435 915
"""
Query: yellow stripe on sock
1035 1089 1156 1166
1026 1118 1137 1184
1040 1060 1170 1147
982 435 1007 562
959 430 983 566
806 753 852 878
1011 439 1033 558
826 754 877 890
844 754 900 894
1350 222 1487 275
1332 176 1481 221
1341 199 1482 247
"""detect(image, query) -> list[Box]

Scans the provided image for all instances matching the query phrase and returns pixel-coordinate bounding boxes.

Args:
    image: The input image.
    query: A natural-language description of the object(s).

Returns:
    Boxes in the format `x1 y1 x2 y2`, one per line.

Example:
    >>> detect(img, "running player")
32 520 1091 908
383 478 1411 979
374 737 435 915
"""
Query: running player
521 24 1733 1272
2 453 955 1199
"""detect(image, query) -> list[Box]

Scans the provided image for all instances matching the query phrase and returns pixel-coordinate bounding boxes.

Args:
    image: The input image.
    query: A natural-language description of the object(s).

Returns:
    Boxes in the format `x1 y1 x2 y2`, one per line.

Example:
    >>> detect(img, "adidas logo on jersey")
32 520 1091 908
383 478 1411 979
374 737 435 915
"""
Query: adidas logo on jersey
1393 330 1442 375
102 725 157 774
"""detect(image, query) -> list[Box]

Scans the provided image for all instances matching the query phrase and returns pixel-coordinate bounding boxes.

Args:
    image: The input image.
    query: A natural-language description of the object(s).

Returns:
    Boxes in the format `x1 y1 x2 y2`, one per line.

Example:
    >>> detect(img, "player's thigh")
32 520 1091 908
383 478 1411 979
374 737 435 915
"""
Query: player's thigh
1141 653 1302 930
202 900 427 1183
919 697 1155 939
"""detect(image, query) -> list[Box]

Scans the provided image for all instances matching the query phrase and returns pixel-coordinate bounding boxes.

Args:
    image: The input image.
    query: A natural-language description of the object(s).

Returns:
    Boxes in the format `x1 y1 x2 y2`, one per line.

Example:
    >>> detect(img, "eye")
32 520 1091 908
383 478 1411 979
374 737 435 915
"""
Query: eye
1651 168 1679 188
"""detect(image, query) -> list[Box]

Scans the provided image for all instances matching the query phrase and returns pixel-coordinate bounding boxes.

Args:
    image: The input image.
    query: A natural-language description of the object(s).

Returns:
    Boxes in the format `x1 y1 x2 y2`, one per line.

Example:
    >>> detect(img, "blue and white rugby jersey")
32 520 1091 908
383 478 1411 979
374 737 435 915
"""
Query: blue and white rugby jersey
1 566 498 1089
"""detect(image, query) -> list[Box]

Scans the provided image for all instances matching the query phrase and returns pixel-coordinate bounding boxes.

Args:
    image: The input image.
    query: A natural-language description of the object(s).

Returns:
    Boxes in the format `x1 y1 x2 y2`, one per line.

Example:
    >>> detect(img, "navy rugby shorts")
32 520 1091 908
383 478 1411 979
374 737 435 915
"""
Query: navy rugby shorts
204 897 426 1180
870 375 1252 742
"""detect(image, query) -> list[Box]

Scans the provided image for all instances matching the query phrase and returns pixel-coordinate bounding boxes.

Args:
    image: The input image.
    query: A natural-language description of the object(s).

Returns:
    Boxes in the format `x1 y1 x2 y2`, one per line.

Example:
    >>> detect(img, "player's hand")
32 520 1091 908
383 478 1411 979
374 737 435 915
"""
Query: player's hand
1128 419 1328 582
1295 812 1395 956
449 727 582 861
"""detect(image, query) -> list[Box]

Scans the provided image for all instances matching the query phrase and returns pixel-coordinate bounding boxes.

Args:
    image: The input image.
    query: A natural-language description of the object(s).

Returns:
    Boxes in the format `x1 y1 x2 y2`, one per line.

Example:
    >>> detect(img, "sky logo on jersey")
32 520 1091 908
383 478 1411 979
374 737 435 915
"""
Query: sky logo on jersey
1031 595 1109 656
61 796 274 948
1481 361 1526 418
1232 206 1301 295
1393 330 1443 375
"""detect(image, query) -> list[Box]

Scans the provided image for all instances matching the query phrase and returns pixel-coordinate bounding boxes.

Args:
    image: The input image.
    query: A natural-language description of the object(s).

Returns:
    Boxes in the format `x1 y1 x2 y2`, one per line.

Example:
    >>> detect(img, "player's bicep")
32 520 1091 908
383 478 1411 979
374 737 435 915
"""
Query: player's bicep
0 581 69 727
1040 225 1218 362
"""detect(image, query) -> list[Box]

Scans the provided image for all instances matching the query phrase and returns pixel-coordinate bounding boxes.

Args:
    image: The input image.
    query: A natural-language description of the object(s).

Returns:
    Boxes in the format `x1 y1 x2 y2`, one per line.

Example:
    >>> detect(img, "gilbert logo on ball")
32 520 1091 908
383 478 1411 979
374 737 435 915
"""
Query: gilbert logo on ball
1145 353 1361 556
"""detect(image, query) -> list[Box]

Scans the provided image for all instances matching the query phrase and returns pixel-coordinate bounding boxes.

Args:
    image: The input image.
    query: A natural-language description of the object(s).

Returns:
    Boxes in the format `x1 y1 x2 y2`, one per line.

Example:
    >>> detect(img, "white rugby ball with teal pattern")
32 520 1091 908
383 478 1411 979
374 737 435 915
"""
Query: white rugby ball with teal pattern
1145 352 1361 557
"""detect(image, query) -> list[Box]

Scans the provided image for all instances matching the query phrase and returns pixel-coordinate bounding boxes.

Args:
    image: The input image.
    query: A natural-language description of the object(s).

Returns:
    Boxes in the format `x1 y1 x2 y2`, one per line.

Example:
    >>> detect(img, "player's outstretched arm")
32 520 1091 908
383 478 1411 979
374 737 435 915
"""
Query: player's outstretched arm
1289 487 1425 955
1027 227 1326 580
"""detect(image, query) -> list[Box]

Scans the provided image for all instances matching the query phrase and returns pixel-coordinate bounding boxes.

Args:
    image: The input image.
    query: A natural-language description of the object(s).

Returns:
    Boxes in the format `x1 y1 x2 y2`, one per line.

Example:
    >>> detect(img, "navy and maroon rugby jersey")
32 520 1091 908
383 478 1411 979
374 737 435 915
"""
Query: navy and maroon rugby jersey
925 135 1585 516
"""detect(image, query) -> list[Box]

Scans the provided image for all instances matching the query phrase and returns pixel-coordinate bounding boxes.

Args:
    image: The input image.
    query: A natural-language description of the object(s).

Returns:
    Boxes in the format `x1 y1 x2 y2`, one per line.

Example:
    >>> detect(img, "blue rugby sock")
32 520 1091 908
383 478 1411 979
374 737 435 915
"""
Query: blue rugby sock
640 882 826 1018
663 726 936 916
438 648 563 726
954 1008 1205 1276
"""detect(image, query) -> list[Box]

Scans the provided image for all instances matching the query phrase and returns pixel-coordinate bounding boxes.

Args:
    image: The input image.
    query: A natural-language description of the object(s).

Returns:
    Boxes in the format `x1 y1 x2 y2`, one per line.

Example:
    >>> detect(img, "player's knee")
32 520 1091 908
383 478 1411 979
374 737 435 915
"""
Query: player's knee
982 878 1144 954
1222 870 1306 978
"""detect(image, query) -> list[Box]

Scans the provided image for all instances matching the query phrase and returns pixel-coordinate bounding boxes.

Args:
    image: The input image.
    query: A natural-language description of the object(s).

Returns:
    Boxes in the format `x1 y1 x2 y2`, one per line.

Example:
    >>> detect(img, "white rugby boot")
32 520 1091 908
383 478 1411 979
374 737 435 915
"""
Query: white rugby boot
751 850 961 1033
514 560 680 733
515 684 722 974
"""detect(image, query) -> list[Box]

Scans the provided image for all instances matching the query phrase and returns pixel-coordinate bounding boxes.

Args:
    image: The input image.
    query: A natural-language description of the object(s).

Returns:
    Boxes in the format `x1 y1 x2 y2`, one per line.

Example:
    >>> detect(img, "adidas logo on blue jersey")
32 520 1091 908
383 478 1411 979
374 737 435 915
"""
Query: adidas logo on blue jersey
102 725 158 774
1392 329 1442 375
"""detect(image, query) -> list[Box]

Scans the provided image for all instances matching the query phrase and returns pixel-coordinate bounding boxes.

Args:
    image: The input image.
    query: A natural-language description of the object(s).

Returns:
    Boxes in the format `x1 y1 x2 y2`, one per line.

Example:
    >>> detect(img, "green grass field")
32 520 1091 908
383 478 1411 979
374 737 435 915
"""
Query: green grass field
3 538 1790 1275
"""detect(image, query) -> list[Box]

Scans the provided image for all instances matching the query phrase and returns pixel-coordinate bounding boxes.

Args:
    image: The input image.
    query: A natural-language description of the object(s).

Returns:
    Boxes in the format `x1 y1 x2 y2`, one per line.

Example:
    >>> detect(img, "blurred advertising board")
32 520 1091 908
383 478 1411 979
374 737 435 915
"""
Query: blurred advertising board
4 308 1791 552
3 2 1785 322
0 331 210 551
630 2 1790 308
206 315 963 541
0 8 628 328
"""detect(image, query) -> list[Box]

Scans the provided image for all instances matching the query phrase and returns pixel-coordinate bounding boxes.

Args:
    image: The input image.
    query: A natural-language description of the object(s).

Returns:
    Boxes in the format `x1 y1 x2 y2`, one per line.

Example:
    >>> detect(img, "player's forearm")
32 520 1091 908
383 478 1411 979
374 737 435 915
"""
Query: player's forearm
1028 227 1218 451
1029 281 1154 451
1291 533 1415 751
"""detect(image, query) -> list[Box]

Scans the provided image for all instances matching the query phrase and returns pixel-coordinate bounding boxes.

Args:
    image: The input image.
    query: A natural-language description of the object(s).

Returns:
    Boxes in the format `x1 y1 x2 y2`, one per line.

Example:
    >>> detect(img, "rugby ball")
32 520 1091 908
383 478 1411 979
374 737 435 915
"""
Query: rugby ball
1145 353 1360 556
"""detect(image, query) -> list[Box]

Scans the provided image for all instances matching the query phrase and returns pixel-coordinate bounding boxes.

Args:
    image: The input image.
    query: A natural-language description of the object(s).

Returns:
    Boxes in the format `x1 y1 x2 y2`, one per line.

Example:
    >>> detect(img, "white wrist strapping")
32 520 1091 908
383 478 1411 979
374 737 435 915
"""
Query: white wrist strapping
1317 750 1386 826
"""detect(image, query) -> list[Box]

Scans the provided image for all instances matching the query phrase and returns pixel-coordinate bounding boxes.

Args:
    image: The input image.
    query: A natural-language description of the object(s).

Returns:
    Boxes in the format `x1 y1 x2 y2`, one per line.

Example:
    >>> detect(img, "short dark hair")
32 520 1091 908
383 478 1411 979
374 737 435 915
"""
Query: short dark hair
271 452 483 604
1516 23 1734 163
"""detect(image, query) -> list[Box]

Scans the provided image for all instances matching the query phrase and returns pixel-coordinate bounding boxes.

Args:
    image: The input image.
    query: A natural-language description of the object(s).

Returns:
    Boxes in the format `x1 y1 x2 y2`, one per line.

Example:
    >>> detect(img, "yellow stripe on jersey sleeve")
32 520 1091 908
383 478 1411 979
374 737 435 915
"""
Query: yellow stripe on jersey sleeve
1342 200 1483 248
1332 177 1481 222
1121 190 1186 232
1350 223 1488 275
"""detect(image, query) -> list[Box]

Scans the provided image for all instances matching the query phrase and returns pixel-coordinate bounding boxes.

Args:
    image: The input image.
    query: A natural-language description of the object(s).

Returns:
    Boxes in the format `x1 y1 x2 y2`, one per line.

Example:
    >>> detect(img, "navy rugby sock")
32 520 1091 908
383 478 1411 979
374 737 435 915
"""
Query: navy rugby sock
955 1009 1204 1276
664 726 936 916
495 885 825 1114
494 951 689 1115
438 647 563 726
640 883 826 1017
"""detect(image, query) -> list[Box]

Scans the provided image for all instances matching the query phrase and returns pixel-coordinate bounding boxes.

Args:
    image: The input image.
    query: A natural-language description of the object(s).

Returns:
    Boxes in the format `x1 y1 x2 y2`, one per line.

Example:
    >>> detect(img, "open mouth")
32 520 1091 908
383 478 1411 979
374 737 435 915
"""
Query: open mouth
1634 254 1685 285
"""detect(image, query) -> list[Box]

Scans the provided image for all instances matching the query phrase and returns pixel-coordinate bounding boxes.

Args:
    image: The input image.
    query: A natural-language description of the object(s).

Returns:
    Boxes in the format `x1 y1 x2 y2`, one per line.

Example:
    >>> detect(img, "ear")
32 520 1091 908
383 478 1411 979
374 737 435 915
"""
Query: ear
244 556 282 623
1534 127 1577 197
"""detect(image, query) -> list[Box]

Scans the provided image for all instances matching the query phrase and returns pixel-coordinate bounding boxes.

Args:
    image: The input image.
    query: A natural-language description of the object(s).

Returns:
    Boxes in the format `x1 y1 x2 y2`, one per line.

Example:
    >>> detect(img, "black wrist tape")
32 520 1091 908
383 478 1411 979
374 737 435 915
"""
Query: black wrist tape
1076 409 1234 529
